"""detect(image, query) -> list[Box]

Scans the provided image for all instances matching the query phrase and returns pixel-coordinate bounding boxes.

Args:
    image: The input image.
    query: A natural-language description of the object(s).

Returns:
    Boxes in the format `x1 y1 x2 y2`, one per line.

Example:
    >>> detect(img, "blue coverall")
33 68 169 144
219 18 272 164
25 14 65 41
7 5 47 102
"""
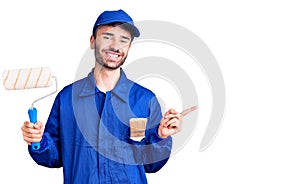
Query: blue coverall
29 69 172 183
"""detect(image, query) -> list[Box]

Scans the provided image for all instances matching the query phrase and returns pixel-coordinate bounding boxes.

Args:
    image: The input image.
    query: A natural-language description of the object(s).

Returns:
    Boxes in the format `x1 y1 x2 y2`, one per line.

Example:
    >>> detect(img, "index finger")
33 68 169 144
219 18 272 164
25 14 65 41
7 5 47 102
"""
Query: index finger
23 121 34 128
180 106 198 117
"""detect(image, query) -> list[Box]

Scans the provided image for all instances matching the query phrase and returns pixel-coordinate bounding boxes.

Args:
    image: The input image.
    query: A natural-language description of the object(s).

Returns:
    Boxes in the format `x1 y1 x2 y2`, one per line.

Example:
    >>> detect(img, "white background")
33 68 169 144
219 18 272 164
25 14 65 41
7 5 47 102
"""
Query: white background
1 0 300 183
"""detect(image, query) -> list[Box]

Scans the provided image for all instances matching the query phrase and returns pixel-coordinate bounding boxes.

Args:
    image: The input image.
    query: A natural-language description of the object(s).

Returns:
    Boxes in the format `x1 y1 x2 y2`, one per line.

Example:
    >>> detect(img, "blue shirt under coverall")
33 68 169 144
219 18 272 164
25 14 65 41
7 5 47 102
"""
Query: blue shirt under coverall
28 69 172 184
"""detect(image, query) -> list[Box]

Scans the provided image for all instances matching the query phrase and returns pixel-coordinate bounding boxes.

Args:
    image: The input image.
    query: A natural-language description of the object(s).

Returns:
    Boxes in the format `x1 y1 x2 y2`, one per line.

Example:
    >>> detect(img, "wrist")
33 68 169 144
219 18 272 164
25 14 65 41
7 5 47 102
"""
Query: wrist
158 125 168 139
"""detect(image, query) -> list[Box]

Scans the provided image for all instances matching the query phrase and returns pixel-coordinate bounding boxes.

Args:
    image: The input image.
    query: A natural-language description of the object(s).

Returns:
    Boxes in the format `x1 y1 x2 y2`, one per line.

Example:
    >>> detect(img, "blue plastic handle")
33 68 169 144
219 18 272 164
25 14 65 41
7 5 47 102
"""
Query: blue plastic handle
28 107 40 150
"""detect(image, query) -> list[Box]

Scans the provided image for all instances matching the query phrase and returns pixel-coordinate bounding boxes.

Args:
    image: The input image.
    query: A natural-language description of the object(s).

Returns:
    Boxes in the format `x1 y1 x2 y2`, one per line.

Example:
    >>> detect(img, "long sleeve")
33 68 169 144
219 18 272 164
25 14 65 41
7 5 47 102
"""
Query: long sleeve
142 96 173 173
143 128 172 173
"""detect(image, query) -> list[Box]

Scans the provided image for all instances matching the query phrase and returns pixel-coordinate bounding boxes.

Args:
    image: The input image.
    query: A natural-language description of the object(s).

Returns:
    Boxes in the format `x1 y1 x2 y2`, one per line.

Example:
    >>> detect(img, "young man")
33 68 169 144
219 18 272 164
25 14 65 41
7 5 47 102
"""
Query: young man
21 9 185 183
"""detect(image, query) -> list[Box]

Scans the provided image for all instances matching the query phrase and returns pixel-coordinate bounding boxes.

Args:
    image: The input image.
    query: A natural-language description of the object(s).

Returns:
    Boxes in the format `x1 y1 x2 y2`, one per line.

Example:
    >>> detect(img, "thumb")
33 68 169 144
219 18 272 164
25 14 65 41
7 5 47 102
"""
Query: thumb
160 117 170 127
33 121 43 130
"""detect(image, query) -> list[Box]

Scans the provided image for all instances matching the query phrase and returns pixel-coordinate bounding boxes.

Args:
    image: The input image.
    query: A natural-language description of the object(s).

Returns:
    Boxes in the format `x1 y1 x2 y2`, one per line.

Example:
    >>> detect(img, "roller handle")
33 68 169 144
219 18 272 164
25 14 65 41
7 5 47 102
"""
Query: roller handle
28 107 40 150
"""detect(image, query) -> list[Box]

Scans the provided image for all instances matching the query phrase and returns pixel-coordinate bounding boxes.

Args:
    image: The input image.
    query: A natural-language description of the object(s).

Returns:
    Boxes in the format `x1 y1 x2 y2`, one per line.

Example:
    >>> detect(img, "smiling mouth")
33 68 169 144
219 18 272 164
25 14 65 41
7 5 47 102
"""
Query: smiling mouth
106 52 121 61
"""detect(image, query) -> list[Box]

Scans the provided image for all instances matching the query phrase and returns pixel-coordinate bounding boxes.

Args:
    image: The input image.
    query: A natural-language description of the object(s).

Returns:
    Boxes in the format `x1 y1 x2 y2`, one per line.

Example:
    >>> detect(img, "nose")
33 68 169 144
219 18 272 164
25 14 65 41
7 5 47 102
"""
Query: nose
108 47 119 53
109 40 121 53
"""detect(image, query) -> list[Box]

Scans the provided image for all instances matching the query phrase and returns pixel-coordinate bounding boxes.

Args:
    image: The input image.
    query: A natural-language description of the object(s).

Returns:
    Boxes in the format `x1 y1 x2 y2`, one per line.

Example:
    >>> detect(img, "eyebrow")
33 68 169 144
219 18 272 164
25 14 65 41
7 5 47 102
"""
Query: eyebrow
102 32 130 41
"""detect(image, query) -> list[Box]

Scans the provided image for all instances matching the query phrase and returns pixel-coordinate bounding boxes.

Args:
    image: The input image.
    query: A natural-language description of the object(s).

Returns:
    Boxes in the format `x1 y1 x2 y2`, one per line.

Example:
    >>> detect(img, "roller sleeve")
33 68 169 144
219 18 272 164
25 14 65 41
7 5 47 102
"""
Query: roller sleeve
2 67 52 90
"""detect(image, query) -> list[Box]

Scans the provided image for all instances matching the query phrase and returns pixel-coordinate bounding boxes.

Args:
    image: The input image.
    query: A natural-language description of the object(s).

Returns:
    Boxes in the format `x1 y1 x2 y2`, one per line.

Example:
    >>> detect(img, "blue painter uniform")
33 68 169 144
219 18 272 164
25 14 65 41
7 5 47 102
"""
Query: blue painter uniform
28 69 172 183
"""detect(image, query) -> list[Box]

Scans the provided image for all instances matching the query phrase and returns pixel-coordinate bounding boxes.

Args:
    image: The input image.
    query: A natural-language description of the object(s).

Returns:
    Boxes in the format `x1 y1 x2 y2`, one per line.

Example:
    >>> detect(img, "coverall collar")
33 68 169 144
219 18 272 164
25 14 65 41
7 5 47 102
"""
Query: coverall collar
79 68 133 102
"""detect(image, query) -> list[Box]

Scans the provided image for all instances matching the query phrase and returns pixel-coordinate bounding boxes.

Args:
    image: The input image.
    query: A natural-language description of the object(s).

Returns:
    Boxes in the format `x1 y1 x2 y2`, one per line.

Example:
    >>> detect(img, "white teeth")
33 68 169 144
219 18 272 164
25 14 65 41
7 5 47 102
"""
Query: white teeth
108 53 118 58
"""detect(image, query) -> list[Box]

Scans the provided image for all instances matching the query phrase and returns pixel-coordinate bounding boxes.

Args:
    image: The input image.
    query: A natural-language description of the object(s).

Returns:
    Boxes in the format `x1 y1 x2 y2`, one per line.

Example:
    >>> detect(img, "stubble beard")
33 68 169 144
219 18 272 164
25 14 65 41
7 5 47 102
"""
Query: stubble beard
94 43 126 70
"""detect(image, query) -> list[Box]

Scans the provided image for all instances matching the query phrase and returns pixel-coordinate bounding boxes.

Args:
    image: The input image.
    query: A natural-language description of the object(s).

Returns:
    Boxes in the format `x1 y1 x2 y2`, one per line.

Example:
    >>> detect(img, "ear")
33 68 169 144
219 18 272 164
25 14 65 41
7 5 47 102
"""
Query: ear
90 35 95 49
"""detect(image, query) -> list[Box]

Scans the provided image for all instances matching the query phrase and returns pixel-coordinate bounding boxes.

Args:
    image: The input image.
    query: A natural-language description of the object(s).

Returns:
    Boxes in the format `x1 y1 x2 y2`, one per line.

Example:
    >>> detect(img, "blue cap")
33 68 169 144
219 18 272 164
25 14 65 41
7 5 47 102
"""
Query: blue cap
92 9 140 37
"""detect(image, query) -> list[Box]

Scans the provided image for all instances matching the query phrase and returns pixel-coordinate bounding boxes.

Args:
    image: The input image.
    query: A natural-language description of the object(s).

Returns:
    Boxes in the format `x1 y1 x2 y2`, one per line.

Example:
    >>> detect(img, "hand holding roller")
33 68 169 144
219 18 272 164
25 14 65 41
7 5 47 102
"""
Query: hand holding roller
2 67 58 150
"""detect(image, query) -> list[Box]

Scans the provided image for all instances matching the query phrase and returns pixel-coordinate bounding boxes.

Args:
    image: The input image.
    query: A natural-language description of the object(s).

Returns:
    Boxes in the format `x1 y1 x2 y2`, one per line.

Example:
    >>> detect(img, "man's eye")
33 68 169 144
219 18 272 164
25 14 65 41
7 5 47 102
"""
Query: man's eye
103 36 110 39
121 39 129 43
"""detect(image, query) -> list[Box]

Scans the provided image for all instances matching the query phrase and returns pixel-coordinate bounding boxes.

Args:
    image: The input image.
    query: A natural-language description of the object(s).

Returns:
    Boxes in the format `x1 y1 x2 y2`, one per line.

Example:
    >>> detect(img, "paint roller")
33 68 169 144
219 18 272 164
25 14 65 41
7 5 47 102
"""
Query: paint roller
2 67 58 150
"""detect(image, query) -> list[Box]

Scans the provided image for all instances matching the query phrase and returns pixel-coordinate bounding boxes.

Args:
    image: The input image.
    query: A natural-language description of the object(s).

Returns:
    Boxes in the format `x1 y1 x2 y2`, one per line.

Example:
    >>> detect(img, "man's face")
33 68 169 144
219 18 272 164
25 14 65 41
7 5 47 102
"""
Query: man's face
91 25 132 70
